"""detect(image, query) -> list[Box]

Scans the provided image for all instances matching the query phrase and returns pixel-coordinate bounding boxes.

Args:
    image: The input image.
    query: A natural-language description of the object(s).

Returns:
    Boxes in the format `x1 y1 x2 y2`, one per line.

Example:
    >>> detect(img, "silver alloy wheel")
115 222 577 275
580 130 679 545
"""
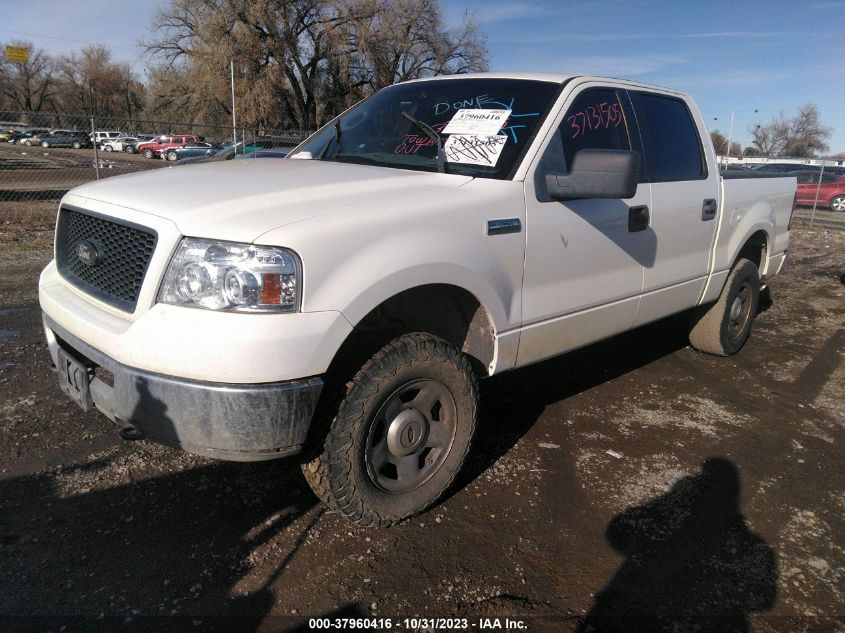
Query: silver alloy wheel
364 378 457 494
831 196 845 212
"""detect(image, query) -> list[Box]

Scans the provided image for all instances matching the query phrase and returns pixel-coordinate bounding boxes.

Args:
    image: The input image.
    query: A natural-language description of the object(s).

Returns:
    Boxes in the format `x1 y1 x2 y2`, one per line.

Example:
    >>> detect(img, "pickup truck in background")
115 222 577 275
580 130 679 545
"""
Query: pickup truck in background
39 73 797 527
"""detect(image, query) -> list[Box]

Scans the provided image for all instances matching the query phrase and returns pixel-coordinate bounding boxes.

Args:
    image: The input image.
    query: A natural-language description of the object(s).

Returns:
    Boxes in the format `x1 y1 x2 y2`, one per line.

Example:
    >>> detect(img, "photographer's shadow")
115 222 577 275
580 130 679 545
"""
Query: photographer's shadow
579 458 777 633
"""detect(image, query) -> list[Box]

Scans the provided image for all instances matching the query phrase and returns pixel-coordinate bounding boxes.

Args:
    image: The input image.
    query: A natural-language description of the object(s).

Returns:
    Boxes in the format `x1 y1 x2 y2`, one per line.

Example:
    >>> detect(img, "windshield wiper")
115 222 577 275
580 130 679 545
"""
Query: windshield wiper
401 111 446 174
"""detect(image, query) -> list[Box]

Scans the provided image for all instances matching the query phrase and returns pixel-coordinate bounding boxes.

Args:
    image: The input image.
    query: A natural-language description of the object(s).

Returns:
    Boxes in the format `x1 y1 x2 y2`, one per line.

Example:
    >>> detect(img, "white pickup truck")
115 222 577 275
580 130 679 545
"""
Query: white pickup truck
40 73 796 526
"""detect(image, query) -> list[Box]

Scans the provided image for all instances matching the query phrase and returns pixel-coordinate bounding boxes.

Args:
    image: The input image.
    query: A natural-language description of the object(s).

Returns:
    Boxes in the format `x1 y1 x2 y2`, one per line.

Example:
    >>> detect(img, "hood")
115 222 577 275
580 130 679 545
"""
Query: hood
69 159 473 243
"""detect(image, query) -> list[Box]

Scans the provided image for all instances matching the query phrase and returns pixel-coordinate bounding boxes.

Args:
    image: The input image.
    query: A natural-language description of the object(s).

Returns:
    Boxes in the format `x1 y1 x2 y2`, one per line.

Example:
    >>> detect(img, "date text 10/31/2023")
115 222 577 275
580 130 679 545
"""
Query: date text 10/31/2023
307 617 528 630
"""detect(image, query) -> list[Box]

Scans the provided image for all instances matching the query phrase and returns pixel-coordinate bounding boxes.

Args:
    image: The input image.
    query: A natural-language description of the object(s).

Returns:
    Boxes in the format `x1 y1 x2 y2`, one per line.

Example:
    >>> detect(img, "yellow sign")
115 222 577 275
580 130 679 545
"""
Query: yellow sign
5 46 30 64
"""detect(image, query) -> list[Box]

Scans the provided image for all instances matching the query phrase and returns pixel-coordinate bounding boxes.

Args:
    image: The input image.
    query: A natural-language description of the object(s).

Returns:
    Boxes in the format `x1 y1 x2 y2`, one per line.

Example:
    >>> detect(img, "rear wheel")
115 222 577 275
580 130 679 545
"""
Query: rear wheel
72 142 81 149
689 258 760 356
301 333 478 527
104 145 113 152
831 196 845 212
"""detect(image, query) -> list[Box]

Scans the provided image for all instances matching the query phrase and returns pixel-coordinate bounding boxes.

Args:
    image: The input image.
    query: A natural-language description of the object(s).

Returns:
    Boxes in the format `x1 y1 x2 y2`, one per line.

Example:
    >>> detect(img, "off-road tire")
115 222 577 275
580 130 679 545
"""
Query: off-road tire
301 333 478 527
689 258 760 356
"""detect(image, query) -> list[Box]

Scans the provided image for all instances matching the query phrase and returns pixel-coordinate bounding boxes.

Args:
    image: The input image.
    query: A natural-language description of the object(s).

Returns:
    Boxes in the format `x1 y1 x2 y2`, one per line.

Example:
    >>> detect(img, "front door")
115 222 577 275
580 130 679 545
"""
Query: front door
519 85 652 367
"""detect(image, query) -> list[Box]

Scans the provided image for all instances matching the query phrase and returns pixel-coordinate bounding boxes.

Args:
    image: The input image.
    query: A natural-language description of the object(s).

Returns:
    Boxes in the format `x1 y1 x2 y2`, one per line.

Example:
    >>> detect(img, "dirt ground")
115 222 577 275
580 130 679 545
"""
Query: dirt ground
0 217 842 633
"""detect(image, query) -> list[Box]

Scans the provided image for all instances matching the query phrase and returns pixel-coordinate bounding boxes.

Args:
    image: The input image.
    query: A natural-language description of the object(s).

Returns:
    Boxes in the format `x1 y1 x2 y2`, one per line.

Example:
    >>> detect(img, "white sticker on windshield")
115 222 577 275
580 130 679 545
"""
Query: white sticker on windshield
444 135 507 167
443 109 511 136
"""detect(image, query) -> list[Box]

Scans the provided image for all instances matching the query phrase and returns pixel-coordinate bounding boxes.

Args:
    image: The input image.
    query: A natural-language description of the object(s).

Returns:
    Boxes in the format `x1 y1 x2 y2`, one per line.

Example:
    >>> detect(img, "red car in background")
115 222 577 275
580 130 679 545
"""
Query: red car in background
136 134 201 159
794 171 845 212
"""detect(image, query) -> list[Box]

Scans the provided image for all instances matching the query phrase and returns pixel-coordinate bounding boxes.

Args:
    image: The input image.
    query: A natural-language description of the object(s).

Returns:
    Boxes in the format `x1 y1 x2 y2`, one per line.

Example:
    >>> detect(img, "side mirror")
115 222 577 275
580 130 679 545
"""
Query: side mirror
545 149 641 201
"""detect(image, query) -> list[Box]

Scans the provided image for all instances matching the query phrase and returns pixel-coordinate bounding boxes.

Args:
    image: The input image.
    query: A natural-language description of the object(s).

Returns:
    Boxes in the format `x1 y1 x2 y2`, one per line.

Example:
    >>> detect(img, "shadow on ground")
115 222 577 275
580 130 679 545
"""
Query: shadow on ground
578 458 777 633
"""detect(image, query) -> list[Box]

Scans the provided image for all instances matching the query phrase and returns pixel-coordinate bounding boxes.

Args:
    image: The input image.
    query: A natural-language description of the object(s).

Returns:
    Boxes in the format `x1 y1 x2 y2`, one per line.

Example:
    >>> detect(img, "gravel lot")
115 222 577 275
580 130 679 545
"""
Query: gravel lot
0 219 842 632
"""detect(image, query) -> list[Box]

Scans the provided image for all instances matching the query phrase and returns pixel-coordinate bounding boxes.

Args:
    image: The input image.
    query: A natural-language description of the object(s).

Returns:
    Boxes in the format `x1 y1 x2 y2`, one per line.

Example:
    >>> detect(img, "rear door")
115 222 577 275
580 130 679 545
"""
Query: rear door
627 90 720 326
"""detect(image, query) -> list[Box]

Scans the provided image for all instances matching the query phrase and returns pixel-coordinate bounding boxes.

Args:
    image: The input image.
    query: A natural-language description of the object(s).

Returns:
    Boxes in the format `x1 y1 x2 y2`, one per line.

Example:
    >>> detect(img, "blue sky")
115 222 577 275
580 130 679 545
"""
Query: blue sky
2 0 843 153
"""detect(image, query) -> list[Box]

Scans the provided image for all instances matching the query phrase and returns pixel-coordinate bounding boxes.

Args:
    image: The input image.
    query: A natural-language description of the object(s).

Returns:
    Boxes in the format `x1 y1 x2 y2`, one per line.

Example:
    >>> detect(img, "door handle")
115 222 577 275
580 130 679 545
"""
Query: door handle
628 205 649 232
702 198 718 220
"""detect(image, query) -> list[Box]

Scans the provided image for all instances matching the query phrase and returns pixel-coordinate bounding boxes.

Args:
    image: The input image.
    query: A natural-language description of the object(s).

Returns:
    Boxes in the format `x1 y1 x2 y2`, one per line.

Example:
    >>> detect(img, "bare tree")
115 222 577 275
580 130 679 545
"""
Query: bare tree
0 41 60 112
710 130 741 157
144 0 488 129
344 0 487 90
781 104 831 157
55 46 143 119
749 104 833 158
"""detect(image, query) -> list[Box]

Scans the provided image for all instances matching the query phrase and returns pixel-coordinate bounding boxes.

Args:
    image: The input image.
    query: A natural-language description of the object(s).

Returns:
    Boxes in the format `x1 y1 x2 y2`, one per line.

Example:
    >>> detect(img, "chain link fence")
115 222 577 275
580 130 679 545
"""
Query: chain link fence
718 155 845 230
0 111 312 205
2 110 843 231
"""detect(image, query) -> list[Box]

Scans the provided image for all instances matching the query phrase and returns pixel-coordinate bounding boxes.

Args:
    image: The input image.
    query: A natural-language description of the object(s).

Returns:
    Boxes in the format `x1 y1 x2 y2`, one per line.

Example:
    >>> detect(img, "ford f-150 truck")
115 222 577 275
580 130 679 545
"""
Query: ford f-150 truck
39 73 797 527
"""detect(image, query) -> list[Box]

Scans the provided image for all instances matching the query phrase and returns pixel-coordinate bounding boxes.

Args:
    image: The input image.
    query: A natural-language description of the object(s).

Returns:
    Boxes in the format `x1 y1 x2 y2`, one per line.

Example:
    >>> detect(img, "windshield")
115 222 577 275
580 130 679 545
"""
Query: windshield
291 78 562 179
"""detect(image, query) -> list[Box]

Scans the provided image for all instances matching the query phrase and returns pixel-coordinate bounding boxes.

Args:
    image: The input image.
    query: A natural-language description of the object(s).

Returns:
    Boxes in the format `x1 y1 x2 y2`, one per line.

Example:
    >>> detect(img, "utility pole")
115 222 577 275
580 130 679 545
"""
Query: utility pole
725 108 735 161
230 60 237 147
89 82 100 180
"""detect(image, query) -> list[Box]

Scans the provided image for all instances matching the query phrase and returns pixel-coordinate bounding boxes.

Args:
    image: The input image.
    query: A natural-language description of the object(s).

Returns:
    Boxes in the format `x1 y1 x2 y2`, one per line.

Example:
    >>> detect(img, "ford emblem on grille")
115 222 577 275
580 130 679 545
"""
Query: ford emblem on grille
77 240 100 267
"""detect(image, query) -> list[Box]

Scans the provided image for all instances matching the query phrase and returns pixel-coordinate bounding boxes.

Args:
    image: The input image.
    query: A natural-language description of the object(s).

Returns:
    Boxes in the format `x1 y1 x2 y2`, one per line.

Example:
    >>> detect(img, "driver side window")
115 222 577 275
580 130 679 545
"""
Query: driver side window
541 88 632 175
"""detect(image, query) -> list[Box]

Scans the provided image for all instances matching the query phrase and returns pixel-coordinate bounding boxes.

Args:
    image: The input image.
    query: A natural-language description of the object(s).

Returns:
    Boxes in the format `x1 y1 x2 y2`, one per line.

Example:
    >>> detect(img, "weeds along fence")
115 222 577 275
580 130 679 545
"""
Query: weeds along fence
0 111 312 203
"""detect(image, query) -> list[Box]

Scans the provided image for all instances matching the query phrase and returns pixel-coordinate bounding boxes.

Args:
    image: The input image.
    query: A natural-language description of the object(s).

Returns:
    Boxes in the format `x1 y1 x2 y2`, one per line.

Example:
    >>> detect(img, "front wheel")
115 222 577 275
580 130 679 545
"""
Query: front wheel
301 333 478 527
41 141 49 148
143 148 153 159
104 145 113 152
167 151 178 161
72 142 81 149
831 196 845 212
689 258 760 356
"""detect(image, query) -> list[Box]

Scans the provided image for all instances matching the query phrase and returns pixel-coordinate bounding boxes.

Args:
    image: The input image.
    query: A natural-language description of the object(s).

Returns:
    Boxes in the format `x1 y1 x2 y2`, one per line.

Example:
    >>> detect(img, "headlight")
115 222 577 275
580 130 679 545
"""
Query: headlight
158 238 300 312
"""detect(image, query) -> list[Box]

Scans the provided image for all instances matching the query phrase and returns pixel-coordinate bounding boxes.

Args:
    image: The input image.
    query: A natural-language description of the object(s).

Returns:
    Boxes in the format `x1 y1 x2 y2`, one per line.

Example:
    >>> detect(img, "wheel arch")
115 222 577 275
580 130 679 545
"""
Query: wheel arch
735 229 769 274
329 283 497 381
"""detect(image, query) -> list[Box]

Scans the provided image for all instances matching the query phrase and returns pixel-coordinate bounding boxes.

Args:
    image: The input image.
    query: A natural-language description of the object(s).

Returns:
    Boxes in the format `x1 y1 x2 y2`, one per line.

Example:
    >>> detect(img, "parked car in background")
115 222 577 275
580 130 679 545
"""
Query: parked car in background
101 136 138 152
120 135 156 154
163 142 217 161
136 134 201 158
91 130 122 146
40 131 92 149
795 171 845 211
16 129 51 146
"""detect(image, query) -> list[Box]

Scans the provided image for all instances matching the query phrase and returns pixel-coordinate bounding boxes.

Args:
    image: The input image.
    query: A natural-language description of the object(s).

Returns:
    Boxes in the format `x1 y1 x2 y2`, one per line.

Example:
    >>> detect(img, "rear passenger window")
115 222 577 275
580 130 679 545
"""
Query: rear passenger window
631 92 705 182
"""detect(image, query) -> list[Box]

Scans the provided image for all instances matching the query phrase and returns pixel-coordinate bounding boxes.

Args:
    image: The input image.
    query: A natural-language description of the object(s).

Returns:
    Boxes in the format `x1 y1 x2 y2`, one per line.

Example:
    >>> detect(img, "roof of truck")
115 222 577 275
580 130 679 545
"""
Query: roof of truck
400 72 686 97
403 72 576 84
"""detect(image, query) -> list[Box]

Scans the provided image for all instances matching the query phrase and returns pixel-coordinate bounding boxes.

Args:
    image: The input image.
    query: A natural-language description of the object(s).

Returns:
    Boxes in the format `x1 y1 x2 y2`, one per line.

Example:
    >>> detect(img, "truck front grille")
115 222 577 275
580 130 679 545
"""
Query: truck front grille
55 207 157 312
